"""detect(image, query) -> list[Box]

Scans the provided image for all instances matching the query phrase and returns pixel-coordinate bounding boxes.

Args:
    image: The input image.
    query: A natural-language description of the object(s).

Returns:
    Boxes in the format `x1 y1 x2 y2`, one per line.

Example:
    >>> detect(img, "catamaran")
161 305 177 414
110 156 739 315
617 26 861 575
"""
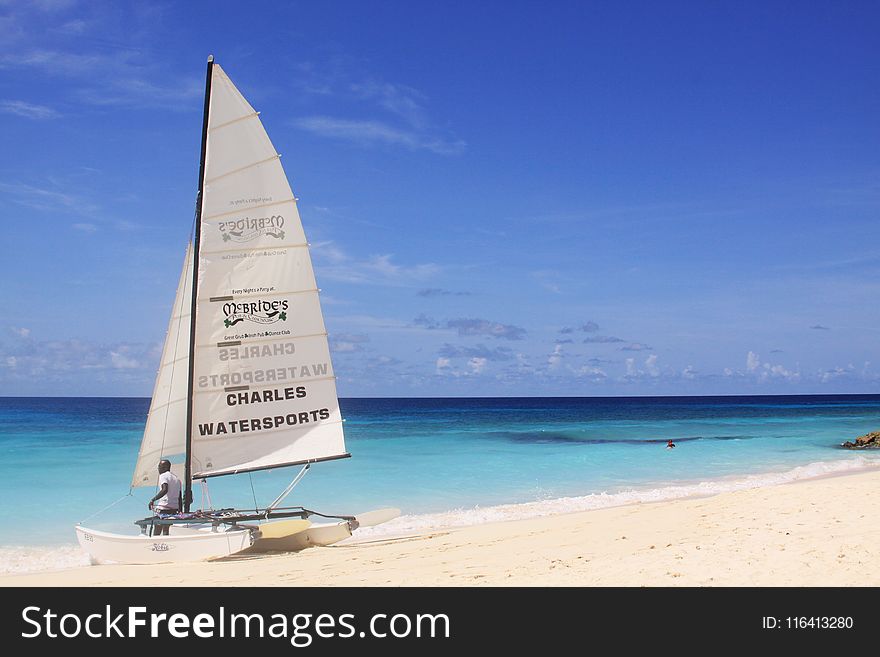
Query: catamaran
75 56 398 564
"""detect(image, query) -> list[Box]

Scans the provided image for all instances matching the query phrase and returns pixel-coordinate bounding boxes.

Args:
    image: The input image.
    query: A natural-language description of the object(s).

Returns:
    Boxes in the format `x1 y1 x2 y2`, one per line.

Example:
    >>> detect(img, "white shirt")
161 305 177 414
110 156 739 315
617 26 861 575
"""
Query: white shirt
156 470 182 510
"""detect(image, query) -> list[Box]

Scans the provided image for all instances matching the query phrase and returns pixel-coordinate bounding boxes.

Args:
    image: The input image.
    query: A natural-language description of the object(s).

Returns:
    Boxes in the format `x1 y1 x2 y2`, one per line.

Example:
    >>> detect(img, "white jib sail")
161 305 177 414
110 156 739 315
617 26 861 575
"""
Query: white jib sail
131 243 193 487
189 63 346 478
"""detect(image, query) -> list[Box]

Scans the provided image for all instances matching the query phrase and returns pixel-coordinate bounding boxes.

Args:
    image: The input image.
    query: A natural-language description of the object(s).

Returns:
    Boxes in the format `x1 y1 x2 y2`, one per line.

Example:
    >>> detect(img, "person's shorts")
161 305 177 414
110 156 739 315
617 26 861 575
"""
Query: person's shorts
155 508 179 516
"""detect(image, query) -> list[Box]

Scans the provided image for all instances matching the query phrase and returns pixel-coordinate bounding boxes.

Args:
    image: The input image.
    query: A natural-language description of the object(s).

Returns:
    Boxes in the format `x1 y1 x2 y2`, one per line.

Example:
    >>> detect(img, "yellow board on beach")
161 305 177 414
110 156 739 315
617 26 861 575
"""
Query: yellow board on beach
256 519 311 540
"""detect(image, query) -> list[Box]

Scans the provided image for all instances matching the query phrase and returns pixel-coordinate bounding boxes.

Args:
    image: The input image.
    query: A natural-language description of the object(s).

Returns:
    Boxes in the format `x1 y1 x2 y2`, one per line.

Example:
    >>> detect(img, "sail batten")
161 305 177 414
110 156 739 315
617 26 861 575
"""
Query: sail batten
206 374 339 394
204 155 281 185
156 354 190 368
198 288 318 303
198 331 330 349
199 242 309 257
209 111 261 132
146 397 187 414
202 197 295 221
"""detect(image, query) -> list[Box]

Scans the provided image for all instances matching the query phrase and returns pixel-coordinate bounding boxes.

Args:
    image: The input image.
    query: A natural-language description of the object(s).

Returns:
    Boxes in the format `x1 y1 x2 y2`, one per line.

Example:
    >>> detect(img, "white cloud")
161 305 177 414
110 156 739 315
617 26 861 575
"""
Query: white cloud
434 355 490 377
331 342 359 353
468 357 487 374
312 242 439 285
293 67 465 155
0 100 60 119
738 351 800 382
0 181 99 216
763 362 795 380
72 222 98 232
746 351 760 372
311 241 349 264
0 337 159 382
0 47 201 110
294 116 466 155
351 80 428 128
57 19 88 35
0 48 124 78
437 343 514 361
622 355 662 380
110 350 139 369
577 365 607 380
367 254 439 279
820 365 854 383
330 333 369 353
75 75 202 110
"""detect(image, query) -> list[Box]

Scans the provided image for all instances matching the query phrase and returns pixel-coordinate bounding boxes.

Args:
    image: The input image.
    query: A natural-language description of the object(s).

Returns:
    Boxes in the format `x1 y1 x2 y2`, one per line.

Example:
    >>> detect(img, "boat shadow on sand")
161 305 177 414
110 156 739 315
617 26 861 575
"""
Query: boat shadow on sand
215 532 446 562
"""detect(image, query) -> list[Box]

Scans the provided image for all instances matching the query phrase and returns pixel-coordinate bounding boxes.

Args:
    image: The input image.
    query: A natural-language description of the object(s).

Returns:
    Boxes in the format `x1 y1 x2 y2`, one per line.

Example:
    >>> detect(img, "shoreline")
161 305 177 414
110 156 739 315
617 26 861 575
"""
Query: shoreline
349 454 880 540
3 465 879 587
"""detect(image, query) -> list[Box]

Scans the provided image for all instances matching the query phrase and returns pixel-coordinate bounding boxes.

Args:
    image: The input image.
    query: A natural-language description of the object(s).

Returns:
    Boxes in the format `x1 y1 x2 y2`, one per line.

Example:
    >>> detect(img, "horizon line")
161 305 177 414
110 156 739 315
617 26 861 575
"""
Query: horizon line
2 392 880 401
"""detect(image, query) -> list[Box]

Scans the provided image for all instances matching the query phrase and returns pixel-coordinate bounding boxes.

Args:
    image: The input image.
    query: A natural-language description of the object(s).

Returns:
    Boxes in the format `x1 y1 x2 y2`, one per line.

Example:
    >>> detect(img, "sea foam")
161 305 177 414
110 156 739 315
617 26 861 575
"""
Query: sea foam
351 455 880 541
0 545 90 575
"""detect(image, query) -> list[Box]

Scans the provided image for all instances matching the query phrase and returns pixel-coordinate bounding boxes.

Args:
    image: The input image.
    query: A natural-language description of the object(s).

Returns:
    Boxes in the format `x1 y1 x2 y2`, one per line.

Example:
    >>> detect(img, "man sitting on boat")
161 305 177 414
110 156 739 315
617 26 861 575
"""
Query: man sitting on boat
148 460 182 535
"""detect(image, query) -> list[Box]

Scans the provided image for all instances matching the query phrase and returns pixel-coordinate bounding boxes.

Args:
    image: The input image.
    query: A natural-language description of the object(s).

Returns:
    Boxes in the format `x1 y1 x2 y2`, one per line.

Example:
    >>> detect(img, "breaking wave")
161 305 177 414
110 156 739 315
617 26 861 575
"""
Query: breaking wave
352 455 880 540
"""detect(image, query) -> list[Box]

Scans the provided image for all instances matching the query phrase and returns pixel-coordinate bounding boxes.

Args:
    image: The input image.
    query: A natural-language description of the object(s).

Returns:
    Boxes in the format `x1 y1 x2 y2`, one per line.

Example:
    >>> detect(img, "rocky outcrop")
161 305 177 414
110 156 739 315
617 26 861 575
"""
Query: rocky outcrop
841 431 880 449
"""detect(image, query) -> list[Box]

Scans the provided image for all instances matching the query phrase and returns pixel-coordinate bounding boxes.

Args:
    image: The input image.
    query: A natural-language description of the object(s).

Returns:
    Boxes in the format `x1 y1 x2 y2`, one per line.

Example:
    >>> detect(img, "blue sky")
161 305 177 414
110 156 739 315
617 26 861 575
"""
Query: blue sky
0 0 878 397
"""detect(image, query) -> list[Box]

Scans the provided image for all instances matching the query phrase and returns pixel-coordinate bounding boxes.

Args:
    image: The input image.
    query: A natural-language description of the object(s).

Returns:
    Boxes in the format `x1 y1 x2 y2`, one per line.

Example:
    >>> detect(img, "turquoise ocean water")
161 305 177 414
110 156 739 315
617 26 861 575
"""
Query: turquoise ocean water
1 395 879 573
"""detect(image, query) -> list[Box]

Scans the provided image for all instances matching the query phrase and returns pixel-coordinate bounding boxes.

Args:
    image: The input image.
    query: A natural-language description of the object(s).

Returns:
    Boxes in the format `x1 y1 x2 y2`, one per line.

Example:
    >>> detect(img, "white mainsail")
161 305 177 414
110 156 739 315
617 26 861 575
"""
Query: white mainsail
132 62 346 488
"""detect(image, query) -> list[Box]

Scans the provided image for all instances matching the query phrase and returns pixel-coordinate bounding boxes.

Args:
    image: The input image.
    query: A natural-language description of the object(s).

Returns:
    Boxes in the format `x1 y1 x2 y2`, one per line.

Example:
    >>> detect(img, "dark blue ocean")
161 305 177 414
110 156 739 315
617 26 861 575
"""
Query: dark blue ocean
1 395 879 572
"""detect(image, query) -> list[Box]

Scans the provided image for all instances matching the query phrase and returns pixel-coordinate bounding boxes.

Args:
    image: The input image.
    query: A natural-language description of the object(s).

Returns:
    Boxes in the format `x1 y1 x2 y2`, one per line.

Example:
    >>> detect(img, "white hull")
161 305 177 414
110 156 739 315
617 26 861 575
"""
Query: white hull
75 525 255 565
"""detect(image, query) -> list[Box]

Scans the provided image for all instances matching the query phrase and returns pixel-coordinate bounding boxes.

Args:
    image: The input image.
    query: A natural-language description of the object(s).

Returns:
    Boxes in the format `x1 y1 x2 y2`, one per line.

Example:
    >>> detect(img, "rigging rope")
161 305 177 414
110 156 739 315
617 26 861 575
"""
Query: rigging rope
248 473 259 513
200 479 213 511
78 490 133 526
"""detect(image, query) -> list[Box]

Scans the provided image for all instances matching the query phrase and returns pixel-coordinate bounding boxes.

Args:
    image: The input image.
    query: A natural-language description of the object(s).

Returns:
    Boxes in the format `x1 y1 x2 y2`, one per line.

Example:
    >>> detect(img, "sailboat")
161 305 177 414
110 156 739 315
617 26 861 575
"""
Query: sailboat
75 56 398 564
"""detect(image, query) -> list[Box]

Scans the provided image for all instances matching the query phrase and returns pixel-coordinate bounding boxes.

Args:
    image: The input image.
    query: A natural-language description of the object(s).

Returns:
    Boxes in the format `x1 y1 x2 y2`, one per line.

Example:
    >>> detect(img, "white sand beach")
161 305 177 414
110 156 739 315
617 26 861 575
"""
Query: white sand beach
2 467 878 587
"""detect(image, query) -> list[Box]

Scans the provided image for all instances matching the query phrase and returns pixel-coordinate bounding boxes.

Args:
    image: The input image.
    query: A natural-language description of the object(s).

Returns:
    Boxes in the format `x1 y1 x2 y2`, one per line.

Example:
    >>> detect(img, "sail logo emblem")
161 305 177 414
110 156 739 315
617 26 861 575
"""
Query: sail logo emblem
218 214 285 243
223 299 289 328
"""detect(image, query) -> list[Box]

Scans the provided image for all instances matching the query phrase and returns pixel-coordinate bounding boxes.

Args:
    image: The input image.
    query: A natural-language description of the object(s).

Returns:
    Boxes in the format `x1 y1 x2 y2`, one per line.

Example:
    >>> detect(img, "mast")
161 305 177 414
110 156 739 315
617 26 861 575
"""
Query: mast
184 54 214 511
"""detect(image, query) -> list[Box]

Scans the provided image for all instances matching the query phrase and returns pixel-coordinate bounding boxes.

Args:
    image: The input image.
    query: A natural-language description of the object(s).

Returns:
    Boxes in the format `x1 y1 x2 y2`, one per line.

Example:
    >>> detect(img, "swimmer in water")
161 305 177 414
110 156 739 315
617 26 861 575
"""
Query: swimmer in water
666 440 676 449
